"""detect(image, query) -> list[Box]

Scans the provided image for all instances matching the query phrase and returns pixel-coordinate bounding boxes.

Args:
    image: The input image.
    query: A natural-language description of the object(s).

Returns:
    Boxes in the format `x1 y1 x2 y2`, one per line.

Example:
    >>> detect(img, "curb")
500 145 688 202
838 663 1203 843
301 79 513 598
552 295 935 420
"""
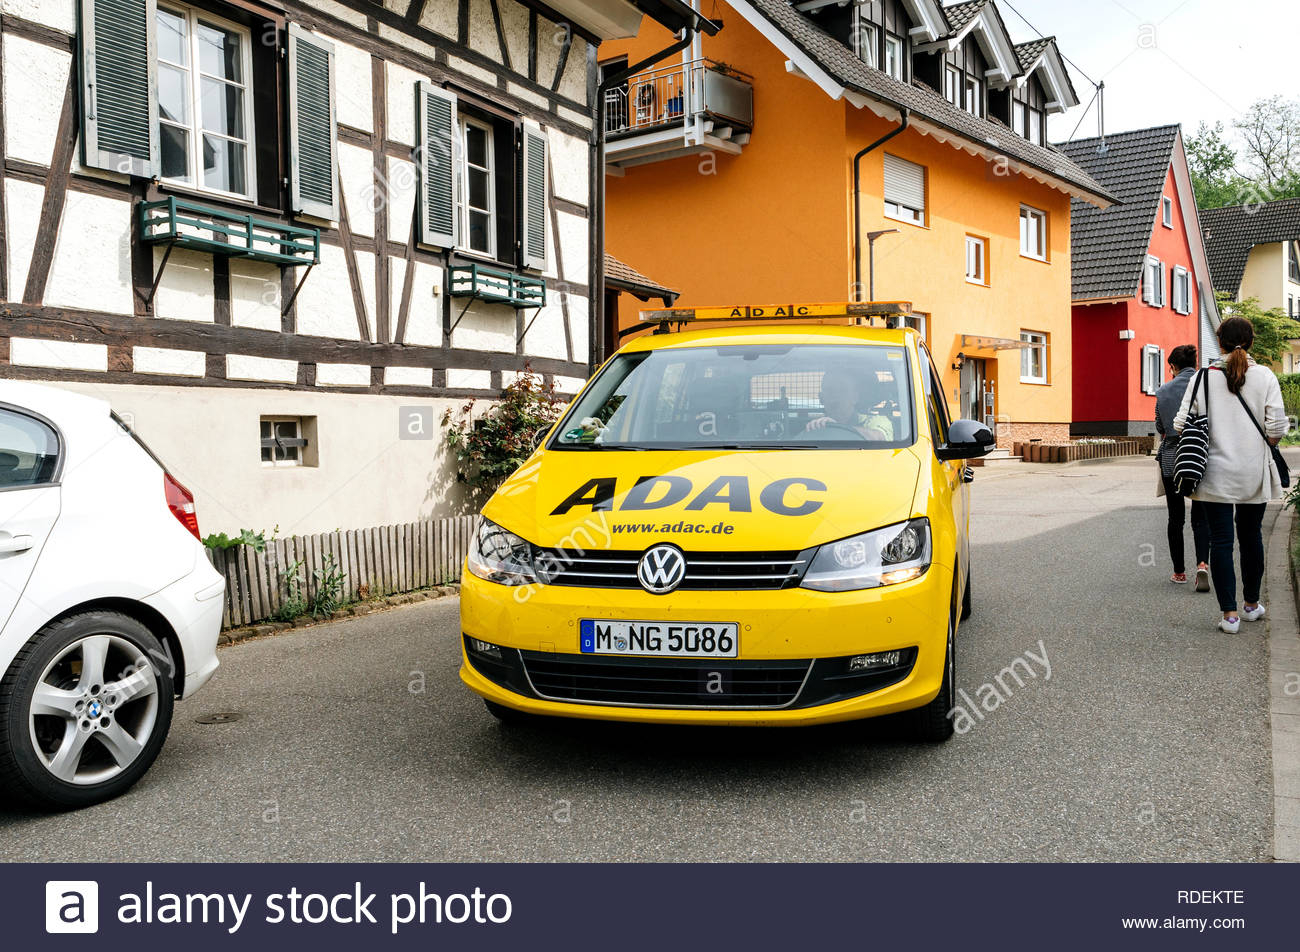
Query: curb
217 584 461 646
1266 501 1300 862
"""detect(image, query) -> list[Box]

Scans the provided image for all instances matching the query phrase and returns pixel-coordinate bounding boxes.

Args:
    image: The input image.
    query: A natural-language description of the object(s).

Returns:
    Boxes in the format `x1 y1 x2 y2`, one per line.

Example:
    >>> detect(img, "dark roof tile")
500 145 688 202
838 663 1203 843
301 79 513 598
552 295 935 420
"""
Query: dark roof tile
1199 199 1300 297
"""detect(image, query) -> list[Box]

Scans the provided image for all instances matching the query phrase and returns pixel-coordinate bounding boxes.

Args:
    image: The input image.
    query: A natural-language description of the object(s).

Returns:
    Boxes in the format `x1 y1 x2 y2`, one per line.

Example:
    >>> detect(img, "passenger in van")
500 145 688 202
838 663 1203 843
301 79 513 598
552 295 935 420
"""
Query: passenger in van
805 370 893 441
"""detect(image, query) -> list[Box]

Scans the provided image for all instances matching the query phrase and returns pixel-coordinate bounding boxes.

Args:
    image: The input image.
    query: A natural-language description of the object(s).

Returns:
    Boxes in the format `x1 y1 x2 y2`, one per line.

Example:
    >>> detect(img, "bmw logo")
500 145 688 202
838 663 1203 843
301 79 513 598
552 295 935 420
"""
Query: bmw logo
88 700 102 719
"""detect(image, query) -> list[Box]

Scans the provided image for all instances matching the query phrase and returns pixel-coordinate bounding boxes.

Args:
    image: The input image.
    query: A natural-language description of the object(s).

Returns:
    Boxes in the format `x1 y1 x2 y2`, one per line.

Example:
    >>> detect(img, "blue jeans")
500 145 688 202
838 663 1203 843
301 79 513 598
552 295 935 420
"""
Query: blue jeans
1201 502 1266 614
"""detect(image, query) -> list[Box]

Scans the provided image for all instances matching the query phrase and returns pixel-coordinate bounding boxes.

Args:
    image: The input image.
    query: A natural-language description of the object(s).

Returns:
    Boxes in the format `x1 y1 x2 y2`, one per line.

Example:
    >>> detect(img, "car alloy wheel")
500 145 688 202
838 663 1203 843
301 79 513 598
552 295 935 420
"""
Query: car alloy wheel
27 633 161 785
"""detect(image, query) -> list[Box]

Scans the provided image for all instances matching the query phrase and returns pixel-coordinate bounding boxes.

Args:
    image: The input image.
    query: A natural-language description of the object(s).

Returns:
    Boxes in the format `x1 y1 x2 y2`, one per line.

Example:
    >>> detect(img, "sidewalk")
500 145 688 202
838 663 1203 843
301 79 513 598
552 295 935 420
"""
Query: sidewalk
1268 496 1299 862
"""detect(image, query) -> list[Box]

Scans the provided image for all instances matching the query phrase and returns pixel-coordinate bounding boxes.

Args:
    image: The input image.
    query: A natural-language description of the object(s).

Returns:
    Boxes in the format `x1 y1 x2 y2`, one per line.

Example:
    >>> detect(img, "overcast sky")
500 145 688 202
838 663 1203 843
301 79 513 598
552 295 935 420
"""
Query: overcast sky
996 0 1294 146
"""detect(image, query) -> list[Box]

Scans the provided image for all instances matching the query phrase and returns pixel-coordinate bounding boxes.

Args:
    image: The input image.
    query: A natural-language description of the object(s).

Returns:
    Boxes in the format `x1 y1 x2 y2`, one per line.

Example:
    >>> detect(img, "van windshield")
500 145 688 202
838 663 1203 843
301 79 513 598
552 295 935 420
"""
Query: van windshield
550 343 915 450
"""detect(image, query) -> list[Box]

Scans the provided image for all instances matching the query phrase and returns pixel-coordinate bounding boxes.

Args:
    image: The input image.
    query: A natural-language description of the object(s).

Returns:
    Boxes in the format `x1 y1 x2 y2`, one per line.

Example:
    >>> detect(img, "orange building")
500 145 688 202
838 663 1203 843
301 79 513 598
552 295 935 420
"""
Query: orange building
599 0 1114 445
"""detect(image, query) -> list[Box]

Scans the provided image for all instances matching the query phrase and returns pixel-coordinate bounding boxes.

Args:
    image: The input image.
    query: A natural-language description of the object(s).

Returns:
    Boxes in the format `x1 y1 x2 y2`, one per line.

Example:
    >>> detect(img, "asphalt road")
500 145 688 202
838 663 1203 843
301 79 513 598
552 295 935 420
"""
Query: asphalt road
0 458 1281 861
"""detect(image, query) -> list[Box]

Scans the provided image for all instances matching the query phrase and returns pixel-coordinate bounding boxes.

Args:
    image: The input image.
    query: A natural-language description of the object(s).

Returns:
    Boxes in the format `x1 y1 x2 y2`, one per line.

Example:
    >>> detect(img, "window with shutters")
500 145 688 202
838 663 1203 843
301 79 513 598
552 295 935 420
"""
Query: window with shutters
156 3 255 199
1162 196 1173 228
1172 265 1191 315
1141 346 1164 395
459 117 496 258
1019 205 1047 261
1142 256 1165 307
883 153 925 226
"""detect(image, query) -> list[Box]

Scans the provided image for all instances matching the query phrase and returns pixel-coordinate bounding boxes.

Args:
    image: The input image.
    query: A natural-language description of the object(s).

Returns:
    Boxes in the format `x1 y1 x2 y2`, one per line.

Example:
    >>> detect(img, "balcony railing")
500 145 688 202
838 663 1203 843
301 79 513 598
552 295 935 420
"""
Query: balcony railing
604 58 754 138
449 263 546 309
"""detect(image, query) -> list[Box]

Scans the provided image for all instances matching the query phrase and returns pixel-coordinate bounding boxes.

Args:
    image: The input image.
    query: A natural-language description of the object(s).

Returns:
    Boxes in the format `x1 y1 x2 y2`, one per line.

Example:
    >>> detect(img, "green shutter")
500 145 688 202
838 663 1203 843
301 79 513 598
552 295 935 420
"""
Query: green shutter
79 0 159 176
288 24 338 220
521 119 547 271
417 82 457 249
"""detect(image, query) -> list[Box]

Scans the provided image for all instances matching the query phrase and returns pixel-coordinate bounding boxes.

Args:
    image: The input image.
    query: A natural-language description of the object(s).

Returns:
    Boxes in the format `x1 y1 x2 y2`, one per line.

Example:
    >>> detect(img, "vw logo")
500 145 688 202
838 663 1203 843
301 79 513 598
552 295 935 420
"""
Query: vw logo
637 544 686 595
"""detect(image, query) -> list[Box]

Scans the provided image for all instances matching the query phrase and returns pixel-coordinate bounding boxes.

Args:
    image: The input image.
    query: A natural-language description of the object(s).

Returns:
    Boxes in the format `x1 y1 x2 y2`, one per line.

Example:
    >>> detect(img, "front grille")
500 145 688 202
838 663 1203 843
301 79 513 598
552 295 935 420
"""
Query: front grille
535 548 812 591
520 651 811 709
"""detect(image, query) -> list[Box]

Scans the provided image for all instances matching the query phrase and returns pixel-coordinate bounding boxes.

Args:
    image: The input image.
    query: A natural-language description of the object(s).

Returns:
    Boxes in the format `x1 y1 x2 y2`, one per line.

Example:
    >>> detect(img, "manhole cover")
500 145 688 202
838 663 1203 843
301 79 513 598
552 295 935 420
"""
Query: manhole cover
195 712 244 725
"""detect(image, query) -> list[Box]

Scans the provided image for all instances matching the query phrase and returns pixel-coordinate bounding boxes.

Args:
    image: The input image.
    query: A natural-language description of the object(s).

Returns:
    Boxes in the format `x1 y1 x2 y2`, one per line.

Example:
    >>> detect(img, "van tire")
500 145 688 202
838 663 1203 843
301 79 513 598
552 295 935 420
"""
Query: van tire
0 612 174 810
908 609 956 743
960 568 972 621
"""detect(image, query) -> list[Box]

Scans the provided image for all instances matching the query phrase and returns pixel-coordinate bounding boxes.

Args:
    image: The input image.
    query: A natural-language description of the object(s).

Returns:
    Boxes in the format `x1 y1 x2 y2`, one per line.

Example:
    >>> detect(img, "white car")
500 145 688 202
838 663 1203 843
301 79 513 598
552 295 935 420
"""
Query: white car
0 380 223 809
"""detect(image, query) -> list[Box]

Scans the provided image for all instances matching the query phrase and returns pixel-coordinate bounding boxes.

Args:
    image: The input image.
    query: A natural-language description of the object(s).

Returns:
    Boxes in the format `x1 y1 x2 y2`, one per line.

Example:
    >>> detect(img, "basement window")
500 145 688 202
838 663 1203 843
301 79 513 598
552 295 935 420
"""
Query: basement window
260 416 317 468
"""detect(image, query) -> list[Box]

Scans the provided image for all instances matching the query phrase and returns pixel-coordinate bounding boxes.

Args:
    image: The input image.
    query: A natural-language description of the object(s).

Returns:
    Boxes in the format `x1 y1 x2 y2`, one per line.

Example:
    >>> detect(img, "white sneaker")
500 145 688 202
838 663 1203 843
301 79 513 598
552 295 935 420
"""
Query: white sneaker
1241 604 1266 622
1218 616 1241 634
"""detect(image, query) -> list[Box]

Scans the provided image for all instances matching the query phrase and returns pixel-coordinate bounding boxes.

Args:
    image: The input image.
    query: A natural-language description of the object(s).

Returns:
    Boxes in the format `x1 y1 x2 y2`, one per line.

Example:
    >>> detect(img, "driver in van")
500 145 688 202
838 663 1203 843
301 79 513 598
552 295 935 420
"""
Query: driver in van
805 370 894 441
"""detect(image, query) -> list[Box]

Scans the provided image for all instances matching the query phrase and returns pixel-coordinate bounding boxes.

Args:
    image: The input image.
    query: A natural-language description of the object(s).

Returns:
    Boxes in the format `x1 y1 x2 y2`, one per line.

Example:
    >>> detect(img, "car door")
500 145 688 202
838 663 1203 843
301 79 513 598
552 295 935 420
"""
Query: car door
919 345 969 579
0 404 62 635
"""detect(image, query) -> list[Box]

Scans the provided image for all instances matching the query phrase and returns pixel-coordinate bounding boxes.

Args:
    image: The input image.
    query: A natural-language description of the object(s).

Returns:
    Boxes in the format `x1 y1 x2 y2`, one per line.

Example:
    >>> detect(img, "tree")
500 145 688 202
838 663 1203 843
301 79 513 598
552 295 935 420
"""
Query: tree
1186 121 1249 210
1185 99 1300 209
1215 292 1300 366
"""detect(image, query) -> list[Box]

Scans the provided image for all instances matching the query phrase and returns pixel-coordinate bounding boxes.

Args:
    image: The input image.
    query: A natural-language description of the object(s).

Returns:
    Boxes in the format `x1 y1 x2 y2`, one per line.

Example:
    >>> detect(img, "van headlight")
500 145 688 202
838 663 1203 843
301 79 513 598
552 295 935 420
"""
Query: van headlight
800 518 932 592
466 519 539 586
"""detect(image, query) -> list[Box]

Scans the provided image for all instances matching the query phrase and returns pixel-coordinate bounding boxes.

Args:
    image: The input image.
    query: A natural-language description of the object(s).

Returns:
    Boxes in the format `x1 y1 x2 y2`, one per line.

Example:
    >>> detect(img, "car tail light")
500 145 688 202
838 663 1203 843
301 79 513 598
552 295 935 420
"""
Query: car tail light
164 473 201 540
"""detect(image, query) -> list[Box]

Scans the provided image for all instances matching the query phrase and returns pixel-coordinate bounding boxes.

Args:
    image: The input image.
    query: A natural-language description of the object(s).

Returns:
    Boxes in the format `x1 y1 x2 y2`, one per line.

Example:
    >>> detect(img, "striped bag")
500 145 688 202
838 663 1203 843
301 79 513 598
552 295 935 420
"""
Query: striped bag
1172 370 1210 497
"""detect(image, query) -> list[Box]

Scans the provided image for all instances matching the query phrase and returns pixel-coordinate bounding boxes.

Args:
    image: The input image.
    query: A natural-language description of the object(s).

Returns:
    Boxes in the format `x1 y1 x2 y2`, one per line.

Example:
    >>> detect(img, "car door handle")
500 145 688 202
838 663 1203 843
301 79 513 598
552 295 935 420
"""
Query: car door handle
0 535 34 554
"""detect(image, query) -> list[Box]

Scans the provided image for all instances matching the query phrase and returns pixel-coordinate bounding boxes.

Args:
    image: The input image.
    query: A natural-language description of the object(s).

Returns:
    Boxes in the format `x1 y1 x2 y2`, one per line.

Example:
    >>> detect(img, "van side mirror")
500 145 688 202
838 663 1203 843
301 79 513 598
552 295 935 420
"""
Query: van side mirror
936 419 996 461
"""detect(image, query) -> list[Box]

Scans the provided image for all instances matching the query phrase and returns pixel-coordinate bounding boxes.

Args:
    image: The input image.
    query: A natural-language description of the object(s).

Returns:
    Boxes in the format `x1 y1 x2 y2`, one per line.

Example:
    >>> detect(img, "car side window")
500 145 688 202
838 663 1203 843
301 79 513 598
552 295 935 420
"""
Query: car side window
0 407 60 488
918 345 951 449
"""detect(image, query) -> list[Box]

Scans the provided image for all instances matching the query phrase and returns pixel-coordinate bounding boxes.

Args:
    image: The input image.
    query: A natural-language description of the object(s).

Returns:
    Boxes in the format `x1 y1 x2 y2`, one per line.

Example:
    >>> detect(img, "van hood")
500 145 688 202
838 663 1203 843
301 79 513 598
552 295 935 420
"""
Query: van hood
482 448 923 552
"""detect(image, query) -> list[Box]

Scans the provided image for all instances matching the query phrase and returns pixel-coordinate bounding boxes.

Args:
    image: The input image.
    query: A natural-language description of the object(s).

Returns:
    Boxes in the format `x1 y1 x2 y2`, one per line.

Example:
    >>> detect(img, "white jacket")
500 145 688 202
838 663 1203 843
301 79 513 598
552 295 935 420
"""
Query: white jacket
1173 359 1288 504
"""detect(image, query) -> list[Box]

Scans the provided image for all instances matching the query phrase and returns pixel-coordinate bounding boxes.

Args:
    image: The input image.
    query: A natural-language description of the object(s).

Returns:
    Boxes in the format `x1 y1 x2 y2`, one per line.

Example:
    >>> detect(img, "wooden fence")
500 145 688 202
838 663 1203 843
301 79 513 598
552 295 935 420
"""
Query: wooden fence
205 515 480 629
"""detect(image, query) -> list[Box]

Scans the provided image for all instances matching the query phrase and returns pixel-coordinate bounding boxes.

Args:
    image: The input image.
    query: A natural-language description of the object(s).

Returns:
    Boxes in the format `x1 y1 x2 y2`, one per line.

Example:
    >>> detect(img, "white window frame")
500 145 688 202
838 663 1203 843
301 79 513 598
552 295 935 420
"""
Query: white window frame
1172 265 1191 314
902 311 927 342
457 115 497 259
1141 345 1165 395
1143 255 1166 307
1011 101 1025 137
944 64 962 106
1020 331 1048 384
156 2 257 201
965 235 986 285
1162 196 1174 228
884 34 905 80
260 416 304 468
855 18 878 68
1027 107 1042 145
883 153 926 227
1019 205 1047 261
963 76 982 117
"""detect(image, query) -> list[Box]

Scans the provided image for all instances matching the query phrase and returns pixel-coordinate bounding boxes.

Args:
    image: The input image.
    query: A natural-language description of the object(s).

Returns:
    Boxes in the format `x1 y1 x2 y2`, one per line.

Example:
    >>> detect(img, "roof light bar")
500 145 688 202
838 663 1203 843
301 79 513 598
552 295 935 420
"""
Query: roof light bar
621 301 913 338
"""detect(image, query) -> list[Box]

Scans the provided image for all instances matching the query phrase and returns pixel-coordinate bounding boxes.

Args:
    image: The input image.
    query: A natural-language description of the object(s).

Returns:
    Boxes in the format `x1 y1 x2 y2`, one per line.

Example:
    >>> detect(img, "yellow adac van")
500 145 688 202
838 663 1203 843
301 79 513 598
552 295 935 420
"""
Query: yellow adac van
459 304 996 740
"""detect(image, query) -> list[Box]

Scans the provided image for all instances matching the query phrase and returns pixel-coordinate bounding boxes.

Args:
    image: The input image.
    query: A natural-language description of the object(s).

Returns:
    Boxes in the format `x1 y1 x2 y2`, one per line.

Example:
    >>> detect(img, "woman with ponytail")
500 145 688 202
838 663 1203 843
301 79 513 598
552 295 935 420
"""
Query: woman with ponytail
1173 317 1288 633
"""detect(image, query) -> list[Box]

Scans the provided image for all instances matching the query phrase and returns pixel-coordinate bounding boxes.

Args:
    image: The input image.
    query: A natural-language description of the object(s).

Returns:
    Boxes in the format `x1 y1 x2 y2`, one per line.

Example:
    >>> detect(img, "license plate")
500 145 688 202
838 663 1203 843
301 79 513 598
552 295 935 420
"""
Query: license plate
579 619 739 658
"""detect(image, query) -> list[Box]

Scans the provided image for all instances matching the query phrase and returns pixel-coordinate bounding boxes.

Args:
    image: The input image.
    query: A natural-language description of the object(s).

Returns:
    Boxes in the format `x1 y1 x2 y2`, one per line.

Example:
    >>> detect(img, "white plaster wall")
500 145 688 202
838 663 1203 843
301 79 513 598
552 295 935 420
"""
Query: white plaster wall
52 382 475 534
566 294 590 362
10 338 107 371
499 0 530 74
385 62 427 147
544 209 589 284
230 260 282 330
386 155 417 243
385 366 433 386
507 82 549 109
227 354 298 383
45 191 134 314
296 244 363 339
337 142 376 238
1 0 75 32
547 127 590 206
419 1 459 39
447 369 492 390
305 0 369 30
133 346 205 377
401 261 443 346
446 55 498 87
355 249 377 340
466 0 500 60
333 39 374 133
316 362 371 386
523 302 568 360
557 105 593 129
558 37 588 104
5 178 43 296
535 16 563 86
451 302 515 352
555 374 589 394
4 35 70 166
151 247 215 322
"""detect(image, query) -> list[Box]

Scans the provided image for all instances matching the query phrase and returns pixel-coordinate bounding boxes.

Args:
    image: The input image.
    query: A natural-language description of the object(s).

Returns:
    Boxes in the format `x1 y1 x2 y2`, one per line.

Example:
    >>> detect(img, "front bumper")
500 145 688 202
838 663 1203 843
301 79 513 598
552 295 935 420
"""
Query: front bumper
458 561 952 726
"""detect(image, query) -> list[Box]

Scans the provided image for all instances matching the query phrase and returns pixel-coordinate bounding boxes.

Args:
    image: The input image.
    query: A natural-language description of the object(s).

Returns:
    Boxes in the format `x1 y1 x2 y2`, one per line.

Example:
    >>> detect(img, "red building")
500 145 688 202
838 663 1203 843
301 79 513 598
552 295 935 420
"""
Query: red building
1060 126 1221 436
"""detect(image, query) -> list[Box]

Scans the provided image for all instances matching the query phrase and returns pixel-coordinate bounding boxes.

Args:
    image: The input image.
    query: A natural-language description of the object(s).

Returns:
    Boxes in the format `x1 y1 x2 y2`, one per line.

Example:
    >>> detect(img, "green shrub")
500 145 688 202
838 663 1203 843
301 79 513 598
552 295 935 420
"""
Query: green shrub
1279 373 1300 420
203 527 276 552
310 554 345 616
273 559 307 622
442 369 563 495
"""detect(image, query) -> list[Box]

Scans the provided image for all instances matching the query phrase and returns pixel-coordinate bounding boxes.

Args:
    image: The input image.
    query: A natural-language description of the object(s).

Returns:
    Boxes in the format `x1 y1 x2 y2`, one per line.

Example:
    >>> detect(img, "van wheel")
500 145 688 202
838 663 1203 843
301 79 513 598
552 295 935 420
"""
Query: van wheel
0 612 174 810
483 700 532 724
908 609 956 742
961 569 972 621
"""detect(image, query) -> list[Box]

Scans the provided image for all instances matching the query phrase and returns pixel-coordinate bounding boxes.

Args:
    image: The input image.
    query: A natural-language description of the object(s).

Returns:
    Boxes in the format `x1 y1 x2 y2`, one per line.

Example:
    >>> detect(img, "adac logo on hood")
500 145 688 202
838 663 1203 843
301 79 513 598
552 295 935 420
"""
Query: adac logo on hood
550 475 827 517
